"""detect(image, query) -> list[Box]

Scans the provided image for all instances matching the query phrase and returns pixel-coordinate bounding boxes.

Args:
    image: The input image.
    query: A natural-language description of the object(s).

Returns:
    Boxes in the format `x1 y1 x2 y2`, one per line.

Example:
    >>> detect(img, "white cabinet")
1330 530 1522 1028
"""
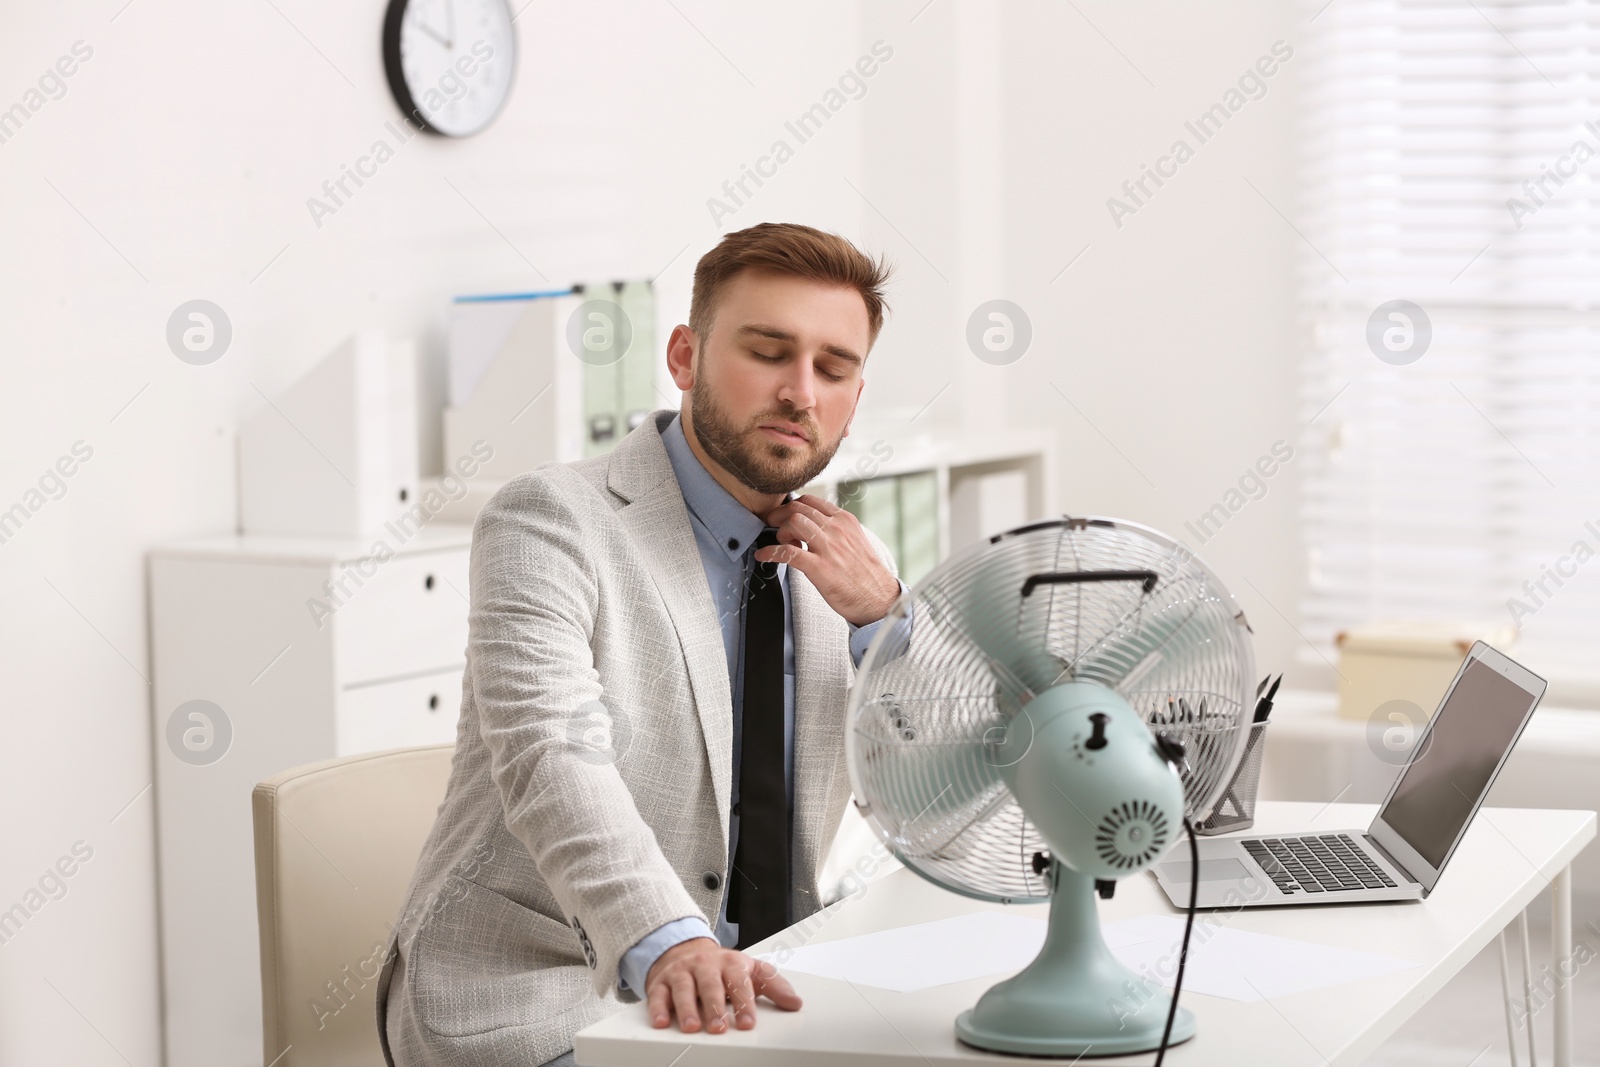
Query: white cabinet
148 524 472 1067
339 668 465 754
332 549 471 682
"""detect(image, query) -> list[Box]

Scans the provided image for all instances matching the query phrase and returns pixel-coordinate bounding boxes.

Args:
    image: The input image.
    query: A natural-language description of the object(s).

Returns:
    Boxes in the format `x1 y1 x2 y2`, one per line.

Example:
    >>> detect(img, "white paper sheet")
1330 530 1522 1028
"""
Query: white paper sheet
753 912 1047 993
756 911 1419 1002
1101 915 1420 1001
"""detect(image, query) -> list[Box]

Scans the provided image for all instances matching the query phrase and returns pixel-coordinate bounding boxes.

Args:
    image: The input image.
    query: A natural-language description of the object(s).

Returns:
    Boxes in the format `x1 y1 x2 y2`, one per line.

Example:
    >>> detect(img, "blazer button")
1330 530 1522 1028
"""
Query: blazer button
702 871 721 891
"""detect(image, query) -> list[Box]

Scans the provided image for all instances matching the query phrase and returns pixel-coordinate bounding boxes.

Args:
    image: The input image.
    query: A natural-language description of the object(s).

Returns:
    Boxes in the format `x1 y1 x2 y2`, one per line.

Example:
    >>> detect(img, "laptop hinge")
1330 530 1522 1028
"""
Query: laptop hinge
1362 833 1413 881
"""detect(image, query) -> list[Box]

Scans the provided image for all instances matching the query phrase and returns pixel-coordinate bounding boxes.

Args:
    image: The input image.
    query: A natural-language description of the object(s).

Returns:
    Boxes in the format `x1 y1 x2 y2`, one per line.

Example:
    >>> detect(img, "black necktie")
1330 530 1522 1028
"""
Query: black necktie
729 526 789 948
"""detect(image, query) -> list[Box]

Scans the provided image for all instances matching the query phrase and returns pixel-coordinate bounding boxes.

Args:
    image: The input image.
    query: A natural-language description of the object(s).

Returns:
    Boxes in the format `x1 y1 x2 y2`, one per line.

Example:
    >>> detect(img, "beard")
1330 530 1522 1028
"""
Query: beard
689 373 845 496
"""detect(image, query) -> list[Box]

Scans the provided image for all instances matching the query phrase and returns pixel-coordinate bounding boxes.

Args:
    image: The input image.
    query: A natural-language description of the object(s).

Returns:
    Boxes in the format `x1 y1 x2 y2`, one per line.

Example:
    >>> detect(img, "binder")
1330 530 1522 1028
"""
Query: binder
841 476 901 579
238 330 418 537
897 470 939 587
581 284 623 457
581 279 657 456
443 290 583 483
617 279 657 436
444 279 658 479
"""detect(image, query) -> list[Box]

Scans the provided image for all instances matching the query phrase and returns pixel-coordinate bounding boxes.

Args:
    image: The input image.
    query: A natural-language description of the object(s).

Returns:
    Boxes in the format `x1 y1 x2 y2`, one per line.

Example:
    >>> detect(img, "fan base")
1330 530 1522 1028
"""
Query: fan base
955 999 1195 1057
953 864 1197 1056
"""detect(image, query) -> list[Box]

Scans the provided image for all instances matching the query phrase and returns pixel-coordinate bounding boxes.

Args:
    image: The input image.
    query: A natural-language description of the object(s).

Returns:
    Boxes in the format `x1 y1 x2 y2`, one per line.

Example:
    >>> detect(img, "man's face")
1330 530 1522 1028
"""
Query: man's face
685 269 870 496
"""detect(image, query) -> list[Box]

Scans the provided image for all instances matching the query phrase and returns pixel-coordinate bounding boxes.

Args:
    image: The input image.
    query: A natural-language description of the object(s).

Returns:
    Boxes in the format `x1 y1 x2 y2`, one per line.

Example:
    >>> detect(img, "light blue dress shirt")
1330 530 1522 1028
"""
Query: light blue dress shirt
615 412 908 996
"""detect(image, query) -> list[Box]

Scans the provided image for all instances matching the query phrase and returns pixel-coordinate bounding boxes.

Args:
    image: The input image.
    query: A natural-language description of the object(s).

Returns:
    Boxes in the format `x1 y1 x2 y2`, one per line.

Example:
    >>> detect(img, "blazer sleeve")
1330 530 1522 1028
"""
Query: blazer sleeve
467 471 705 1001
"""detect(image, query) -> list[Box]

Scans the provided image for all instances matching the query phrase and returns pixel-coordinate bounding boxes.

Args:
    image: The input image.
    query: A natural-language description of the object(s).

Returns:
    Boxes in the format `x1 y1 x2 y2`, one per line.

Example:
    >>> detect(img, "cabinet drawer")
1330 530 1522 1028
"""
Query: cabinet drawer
337 668 464 756
334 549 469 684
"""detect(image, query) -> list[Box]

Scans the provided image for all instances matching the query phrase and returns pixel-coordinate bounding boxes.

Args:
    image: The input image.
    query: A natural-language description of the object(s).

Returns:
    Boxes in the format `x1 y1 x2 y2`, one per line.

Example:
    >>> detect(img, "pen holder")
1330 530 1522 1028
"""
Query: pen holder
1195 720 1269 836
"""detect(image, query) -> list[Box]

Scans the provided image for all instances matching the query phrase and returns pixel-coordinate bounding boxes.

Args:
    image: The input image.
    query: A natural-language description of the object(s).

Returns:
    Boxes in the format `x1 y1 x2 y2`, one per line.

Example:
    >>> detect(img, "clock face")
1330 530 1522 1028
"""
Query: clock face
383 0 516 137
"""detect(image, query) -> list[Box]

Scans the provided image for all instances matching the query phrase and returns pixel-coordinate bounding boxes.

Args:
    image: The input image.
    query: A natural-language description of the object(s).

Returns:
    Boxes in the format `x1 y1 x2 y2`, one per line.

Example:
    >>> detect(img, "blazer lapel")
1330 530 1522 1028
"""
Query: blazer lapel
789 565 852 901
608 413 734 850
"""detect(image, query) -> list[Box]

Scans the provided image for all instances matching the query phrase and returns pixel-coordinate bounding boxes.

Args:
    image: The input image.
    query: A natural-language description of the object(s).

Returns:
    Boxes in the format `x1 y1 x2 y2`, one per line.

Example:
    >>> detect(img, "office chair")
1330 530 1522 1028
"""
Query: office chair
252 744 453 1067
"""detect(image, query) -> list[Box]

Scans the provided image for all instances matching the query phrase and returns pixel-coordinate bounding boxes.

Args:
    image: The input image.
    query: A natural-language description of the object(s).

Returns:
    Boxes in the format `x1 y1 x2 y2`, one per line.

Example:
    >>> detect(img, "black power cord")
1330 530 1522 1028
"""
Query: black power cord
1152 816 1199 1067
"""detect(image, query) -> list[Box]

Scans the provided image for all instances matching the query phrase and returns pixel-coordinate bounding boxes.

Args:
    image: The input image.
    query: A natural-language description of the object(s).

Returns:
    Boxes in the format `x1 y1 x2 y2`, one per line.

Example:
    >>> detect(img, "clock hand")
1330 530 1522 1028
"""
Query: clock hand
444 0 456 49
415 21 451 48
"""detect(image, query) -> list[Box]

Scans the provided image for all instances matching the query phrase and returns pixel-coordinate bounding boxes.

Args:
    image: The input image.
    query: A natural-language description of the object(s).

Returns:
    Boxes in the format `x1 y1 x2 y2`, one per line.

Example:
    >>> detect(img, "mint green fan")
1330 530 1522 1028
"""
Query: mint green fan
846 516 1256 1056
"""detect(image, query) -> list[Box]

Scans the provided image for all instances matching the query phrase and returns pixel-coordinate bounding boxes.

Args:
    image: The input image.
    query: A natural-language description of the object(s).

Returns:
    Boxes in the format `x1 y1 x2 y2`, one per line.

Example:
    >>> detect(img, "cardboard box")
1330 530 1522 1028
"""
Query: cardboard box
1335 621 1517 721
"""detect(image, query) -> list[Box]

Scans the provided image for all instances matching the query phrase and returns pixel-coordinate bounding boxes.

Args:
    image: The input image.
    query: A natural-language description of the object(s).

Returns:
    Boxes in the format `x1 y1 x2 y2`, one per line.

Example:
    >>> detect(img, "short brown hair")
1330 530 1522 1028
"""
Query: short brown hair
688 222 893 353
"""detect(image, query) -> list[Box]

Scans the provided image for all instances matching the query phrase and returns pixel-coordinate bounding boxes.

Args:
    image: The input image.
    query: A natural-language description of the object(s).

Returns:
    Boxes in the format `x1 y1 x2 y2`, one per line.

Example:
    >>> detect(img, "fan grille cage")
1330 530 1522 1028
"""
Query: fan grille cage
846 517 1256 902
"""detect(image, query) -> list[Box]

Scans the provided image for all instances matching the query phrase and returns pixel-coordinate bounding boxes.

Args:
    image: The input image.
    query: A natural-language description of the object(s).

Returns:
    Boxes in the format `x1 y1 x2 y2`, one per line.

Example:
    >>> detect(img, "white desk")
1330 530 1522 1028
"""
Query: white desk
575 802 1594 1066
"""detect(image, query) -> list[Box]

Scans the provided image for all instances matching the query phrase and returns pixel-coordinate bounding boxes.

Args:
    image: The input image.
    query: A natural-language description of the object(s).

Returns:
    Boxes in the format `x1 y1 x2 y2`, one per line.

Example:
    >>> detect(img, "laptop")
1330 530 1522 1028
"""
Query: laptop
1152 641 1546 909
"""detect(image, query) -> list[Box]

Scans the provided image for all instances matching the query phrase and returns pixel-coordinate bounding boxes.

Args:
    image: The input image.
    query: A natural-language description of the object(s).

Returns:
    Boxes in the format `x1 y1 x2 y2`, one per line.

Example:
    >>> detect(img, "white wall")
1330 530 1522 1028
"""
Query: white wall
1001 1 1306 687
0 2 873 1062
857 0 1305 684
0 1 1305 1063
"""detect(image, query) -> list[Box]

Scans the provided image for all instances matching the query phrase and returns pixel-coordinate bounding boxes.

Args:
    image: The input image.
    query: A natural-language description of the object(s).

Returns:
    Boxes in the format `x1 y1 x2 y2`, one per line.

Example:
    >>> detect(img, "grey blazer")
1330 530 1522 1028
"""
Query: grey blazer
376 408 895 1066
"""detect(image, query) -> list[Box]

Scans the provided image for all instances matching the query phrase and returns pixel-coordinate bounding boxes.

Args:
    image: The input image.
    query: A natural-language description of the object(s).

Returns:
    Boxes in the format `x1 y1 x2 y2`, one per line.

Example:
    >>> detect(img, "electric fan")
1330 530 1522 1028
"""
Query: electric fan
846 516 1256 1056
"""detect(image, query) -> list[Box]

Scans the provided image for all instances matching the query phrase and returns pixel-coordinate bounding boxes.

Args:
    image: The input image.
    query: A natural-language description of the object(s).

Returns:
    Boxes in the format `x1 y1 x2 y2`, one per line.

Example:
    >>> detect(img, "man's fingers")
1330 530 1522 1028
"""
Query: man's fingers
647 977 673 1028
766 498 833 535
695 964 730 1033
653 952 802 1033
669 973 701 1032
763 541 819 578
773 493 842 520
725 962 758 1029
770 510 825 549
795 492 844 517
768 518 806 549
750 961 804 1010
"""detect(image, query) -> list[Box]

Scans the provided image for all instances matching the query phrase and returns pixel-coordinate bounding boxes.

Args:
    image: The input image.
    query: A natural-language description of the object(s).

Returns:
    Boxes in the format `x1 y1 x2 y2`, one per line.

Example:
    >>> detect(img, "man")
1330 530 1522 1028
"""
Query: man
377 222 909 1066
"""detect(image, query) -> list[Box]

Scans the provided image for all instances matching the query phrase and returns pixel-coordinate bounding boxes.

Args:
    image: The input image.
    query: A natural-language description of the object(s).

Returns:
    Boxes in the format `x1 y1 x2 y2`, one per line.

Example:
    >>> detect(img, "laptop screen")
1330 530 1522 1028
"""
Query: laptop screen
1377 658 1540 868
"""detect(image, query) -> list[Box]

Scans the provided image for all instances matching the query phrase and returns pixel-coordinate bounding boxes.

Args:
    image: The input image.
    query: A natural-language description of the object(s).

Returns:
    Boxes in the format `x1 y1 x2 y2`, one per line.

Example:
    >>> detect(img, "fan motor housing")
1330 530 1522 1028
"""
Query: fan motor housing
988 682 1185 881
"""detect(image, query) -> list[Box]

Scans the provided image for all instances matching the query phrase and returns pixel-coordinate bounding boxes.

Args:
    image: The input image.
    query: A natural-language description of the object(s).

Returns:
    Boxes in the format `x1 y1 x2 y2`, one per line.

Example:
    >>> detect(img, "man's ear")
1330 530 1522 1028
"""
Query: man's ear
665 324 697 391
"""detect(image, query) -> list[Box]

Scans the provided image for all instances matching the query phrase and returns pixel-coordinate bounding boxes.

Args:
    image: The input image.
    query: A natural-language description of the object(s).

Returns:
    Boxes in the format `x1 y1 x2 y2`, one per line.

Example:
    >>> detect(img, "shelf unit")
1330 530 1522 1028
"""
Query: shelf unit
422 420 1057 586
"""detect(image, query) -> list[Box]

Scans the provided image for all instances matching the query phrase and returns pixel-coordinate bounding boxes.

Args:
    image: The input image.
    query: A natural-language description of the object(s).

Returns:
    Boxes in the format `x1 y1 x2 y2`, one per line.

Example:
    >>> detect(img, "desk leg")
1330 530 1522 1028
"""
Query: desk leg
1553 864 1572 1067
1517 910 1538 1067
1496 930 1521 1067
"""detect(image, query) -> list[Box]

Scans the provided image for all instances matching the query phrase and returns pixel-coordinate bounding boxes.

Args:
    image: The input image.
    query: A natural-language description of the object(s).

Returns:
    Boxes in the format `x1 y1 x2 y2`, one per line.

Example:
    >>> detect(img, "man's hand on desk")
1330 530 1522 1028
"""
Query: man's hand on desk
644 936 802 1033
760 494 900 627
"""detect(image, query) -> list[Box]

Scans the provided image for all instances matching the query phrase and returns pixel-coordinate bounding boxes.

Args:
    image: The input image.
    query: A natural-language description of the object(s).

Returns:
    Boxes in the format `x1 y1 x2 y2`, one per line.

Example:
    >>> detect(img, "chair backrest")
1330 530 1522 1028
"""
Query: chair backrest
252 744 453 1067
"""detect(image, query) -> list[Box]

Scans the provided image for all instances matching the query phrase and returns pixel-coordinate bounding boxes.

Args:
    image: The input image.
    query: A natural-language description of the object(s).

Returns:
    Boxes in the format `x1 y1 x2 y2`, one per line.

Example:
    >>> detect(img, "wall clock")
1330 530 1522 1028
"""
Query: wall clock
383 0 516 136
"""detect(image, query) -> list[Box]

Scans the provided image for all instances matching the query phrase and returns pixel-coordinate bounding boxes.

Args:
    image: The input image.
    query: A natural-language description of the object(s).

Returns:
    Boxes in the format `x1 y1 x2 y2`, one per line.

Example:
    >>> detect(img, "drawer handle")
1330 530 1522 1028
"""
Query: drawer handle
424 574 435 591
429 694 440 711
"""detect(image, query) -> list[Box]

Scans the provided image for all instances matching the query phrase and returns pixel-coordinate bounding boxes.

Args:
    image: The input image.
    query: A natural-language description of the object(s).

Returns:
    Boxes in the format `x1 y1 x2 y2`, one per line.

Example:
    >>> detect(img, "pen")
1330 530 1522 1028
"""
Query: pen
1253 673 1281 723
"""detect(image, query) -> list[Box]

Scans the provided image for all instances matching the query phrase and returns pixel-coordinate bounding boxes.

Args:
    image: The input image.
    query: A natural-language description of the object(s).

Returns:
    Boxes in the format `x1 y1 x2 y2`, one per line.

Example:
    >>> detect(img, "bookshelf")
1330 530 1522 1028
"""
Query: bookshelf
801 425 1057 588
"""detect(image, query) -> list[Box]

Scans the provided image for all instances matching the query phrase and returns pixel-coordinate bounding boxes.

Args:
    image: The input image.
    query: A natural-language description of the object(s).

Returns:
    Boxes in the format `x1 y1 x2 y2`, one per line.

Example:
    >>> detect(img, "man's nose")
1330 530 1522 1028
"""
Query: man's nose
776 359 817 412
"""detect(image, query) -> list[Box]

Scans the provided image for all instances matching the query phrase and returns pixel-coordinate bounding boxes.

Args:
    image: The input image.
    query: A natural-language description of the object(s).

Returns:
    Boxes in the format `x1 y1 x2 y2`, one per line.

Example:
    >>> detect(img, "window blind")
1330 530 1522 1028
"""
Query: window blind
1297 0 1600 687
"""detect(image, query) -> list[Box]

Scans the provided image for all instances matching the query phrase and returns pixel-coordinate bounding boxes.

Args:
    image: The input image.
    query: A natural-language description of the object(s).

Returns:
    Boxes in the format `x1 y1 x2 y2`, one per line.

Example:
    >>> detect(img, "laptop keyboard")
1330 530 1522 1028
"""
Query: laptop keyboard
1242 834 1399 895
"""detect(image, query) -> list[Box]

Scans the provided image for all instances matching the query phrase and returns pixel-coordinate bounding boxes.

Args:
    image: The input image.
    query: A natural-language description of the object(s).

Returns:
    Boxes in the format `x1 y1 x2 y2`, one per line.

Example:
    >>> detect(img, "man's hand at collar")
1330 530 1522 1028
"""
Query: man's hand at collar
758 494 900 626
645 937 802 1032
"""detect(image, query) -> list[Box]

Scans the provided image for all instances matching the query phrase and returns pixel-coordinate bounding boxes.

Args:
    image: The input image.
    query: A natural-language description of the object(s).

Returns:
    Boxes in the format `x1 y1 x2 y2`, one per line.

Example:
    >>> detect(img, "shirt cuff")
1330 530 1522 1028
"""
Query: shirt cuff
617 916 715 997
849 578 911 668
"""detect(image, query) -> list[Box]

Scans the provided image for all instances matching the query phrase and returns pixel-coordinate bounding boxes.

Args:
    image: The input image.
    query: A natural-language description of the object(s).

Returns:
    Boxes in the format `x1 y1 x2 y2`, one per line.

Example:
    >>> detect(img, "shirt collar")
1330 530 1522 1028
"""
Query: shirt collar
661 411 787 565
